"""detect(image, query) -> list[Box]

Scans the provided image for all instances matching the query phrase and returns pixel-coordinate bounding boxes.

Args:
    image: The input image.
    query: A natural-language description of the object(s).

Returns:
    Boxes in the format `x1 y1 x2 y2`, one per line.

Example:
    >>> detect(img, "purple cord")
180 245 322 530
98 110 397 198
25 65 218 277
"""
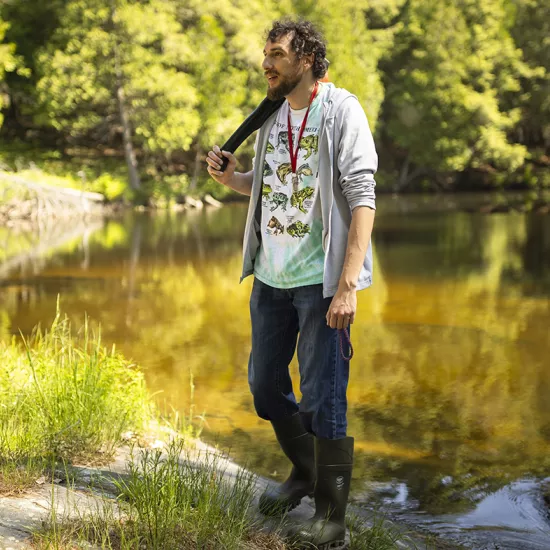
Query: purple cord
339 328 354 361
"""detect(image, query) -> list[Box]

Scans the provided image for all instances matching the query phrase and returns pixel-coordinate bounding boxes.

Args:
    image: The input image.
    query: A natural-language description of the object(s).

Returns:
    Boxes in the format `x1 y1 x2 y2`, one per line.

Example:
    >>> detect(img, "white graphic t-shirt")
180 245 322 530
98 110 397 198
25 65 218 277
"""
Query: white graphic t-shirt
253 84 326 288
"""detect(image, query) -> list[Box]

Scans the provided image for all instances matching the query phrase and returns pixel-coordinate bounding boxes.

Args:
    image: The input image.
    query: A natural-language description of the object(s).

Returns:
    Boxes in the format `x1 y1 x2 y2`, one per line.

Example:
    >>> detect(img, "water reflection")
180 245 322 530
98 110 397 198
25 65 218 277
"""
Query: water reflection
0 198 549 546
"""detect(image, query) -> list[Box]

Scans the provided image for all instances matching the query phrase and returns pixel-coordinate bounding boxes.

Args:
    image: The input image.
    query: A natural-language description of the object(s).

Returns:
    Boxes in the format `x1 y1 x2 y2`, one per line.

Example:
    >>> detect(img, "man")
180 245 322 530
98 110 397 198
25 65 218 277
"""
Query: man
206 19 377 550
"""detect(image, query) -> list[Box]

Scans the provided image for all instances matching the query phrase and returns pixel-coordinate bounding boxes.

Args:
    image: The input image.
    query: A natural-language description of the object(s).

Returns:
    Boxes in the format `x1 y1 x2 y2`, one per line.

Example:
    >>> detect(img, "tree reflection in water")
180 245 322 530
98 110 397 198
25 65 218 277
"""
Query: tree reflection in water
0 200 549 518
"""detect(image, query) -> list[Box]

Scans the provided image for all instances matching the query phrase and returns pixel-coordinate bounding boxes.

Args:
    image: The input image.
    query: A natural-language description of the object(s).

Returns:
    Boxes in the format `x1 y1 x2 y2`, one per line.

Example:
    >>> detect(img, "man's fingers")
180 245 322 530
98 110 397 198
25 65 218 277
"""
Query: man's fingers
207 151 222 162
329 310 353 330
337 315 349 330
206 148 235 176
206 158 221 170
207 165 223 178
207 152 223 168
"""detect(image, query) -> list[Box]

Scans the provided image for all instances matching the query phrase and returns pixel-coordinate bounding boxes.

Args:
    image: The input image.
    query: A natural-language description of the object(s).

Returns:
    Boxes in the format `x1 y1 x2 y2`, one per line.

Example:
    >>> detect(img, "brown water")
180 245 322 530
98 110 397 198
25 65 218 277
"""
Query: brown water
1 196 549 548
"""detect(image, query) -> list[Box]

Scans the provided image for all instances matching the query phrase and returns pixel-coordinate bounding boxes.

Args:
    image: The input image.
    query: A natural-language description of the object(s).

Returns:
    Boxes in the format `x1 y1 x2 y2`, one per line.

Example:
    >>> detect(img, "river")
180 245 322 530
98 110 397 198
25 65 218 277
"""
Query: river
1 195 549 549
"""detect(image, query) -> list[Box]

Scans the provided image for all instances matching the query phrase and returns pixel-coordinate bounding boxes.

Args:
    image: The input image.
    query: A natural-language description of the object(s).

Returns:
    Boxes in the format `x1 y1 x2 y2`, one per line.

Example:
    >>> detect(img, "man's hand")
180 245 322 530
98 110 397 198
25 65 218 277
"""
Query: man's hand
326 285 357 329
206 145 237 187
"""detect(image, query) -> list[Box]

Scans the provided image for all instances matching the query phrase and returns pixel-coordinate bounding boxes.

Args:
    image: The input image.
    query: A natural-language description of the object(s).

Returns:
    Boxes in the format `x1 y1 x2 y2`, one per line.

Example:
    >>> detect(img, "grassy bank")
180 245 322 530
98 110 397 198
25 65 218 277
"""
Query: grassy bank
32 439 415 550
0 139 216 205
0 140 129 201
2 140 549 215
0 305 419 549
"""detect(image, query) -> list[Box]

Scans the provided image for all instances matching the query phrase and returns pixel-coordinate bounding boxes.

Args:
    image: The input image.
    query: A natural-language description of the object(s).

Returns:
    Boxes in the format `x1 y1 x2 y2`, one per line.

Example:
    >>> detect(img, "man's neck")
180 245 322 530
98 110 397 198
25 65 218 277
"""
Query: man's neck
286 76 318 110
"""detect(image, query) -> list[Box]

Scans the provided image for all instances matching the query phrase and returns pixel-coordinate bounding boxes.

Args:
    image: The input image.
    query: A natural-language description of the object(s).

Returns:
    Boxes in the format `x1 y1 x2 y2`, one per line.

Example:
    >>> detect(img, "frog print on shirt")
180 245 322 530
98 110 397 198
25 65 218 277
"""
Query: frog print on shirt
276 162 314 193
254 84 326 287
299 135 319 161
276 163 293 185
291 186 314 214
263 161 273 178
267 216 284 235
287 220 310 239
276 131 289 152
293 164 314 193
295 163 313 180
270 192 288 212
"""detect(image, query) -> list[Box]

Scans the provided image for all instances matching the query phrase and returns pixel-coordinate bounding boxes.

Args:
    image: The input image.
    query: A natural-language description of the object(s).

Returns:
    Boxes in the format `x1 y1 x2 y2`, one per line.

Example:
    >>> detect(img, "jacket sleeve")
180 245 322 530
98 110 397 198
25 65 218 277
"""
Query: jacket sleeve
251 131 260 171
336 96 378 211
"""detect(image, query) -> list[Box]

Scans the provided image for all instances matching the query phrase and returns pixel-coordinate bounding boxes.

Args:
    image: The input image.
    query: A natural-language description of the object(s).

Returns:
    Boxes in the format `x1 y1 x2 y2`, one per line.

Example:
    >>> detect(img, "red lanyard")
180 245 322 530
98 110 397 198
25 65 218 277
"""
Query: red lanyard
287 81 319 175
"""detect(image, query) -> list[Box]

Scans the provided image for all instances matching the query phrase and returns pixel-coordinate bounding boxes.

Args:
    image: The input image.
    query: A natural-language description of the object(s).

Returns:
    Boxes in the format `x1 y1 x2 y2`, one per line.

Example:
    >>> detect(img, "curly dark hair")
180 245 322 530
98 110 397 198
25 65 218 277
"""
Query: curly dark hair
266 19 328 79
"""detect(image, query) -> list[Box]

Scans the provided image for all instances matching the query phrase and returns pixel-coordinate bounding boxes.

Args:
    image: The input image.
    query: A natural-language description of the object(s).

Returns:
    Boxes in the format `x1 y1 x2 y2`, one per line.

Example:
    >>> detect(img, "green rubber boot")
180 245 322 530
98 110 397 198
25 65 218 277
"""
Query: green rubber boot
289 436 354 549
258 413 315 516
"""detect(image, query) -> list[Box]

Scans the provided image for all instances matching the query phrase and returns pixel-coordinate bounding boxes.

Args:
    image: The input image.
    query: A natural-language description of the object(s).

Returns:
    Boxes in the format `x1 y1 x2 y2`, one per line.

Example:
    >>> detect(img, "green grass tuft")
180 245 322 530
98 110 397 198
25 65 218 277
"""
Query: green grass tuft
34 439 264 550
0 301 152 494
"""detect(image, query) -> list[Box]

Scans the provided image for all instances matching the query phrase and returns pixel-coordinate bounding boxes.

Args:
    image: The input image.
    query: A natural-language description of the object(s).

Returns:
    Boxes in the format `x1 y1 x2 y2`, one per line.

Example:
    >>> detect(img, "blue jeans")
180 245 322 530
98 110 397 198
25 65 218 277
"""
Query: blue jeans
247 278 350 440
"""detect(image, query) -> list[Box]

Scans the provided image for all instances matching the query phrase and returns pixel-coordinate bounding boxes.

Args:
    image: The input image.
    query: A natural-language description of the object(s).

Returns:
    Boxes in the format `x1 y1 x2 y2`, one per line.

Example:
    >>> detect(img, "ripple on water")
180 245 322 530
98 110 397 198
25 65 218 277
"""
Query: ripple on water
359 478 550 549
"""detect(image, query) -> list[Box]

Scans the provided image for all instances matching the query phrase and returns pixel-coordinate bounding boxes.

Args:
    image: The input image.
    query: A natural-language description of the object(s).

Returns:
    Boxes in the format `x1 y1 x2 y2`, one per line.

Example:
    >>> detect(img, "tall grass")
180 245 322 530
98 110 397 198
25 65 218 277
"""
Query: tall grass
0 303 152 493
33 438 283 550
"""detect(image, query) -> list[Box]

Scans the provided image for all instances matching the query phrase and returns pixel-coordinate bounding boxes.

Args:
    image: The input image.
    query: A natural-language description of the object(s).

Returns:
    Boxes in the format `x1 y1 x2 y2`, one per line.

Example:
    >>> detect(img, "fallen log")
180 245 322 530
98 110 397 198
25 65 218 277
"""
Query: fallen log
0 172 106 223
0 173 105 202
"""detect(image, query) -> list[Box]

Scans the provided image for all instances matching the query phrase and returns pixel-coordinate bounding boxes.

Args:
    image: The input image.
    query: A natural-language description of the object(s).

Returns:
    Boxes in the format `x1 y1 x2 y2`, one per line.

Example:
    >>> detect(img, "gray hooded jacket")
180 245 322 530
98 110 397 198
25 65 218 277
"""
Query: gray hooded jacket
240 84 378 298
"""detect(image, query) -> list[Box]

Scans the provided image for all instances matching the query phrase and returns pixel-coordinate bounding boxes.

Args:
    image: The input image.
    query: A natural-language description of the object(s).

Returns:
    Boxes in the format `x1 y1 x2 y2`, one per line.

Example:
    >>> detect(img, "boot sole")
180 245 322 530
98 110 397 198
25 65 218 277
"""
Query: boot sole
296 537 348 550
291 528 350 550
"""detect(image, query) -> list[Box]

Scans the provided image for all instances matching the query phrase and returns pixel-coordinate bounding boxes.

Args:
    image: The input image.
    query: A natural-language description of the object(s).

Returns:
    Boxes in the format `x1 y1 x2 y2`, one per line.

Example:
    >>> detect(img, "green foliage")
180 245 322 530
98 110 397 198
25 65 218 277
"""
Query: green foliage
91 172 128 200
0 0 549 197
348 514 417 550
0 0 63 74
292 0 385 128
509 0 550 148
36 0 200 154
118 443 257 549
181 2 267 151
0 17 27 127
34 440 262 550
382 0 530 187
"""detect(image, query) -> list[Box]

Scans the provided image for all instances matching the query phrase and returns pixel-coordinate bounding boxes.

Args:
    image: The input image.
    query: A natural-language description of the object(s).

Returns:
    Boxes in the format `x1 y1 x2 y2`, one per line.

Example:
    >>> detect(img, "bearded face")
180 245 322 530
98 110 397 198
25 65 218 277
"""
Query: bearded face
265 57 303 101
263 35 307 101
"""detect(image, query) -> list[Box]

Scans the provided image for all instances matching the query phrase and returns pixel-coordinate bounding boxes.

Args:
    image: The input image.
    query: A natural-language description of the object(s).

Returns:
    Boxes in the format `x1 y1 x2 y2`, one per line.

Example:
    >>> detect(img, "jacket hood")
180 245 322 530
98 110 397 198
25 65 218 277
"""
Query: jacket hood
318 83 355 119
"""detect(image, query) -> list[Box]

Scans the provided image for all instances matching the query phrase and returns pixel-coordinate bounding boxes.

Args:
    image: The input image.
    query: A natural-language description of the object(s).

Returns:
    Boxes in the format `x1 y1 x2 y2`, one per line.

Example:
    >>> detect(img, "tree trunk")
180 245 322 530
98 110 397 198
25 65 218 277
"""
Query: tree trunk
189 147 202 193
396 154 425 192
116 82 141 192
112 5 141 192
396 154 411 192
